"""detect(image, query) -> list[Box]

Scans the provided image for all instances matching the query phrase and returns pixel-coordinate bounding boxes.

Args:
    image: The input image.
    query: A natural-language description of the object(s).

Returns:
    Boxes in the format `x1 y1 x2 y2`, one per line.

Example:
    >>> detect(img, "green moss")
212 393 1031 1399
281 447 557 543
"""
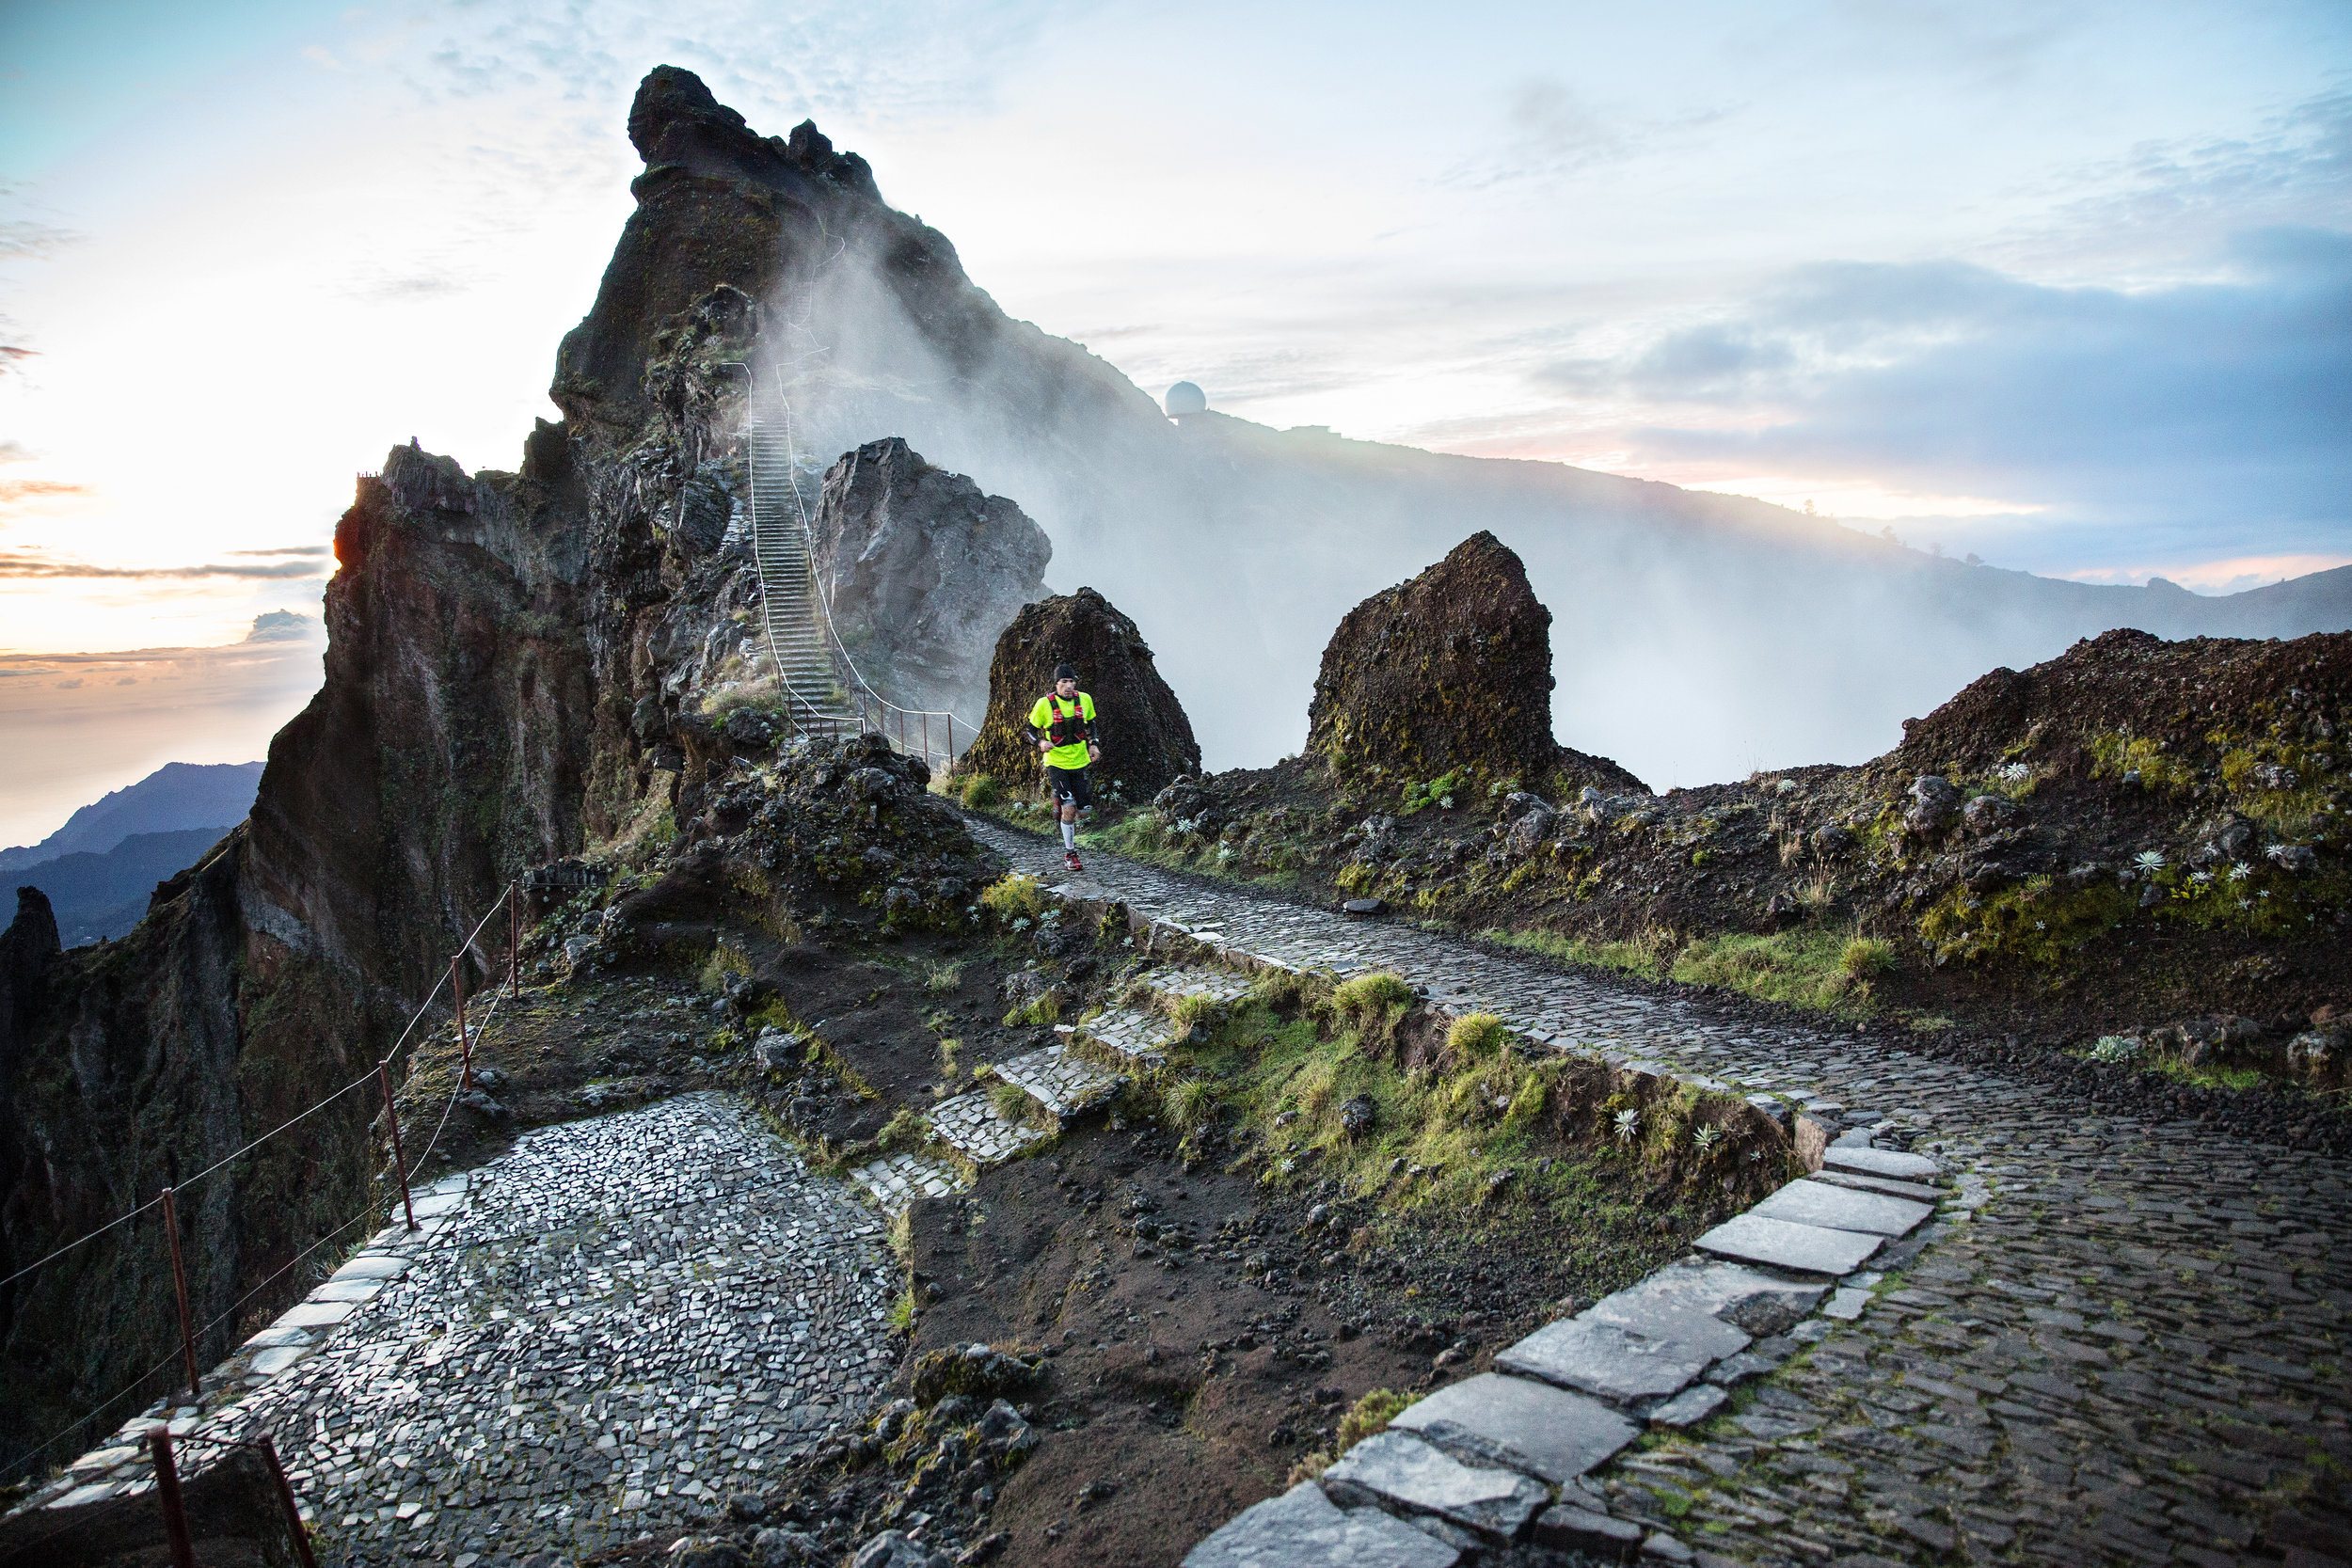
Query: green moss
1918 875 2136 965
2088 731 2201 796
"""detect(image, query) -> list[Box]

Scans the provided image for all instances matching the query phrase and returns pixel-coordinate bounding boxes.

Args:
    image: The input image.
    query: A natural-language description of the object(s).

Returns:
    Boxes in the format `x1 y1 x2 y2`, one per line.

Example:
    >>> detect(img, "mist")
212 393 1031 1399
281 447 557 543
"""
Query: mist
745 225 2351 794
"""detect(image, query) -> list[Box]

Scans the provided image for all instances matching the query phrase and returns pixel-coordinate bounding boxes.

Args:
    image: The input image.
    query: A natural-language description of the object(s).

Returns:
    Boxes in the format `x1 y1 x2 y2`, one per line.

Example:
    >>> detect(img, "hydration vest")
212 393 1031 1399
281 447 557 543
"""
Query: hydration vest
1044 694 1092 749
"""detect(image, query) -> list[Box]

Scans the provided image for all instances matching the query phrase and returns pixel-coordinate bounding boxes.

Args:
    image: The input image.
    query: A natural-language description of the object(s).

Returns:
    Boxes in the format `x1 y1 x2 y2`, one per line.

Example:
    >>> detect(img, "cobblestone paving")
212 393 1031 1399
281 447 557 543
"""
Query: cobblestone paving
928 1088 1041 1166
977 818 2352 1565
992 1041 1124 1121
208 1092 895 1565
847 1150 967 1215
1072 1006 1175 1069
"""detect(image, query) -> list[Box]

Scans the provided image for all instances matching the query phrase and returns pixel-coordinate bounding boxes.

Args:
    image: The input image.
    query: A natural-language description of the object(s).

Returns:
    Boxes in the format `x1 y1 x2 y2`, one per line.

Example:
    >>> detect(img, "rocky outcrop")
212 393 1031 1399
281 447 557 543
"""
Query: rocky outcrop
1888 626 2352 783
809 438 1051 728
0 436 598 1467
957 590 1201 802
1305 531 1645 795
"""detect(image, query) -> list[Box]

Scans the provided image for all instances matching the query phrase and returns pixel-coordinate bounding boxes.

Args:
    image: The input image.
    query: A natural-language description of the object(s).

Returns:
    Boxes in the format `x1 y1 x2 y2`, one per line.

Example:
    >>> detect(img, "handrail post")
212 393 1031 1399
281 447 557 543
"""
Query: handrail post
946 714 954 764
256 1432 320 1568
148 1428 198 1568
159 1187 201 1401
508 882 519 998
452 954 469 1090
378 1061 417 1230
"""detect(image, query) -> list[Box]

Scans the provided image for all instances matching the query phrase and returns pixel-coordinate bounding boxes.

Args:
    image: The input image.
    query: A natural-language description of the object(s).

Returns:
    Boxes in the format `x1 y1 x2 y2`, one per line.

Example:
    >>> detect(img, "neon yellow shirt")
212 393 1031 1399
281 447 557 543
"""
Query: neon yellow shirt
1027 691 1097 770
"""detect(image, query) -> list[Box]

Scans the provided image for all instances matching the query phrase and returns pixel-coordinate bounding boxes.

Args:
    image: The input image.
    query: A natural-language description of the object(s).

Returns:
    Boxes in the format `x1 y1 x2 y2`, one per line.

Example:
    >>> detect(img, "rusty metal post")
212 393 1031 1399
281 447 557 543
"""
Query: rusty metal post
158 1187 201 1401
508 882 519 998
148 1427 197 1568
946 714 954 764
452 954 470 1090
255 1433 320 1568
921 712 930 768
377 1061 417 1230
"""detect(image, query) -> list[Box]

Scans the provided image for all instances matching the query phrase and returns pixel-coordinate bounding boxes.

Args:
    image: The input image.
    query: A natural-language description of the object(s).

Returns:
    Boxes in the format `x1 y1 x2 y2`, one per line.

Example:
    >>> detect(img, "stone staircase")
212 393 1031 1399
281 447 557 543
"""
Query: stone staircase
846 968 1236 1214
744 387 859 731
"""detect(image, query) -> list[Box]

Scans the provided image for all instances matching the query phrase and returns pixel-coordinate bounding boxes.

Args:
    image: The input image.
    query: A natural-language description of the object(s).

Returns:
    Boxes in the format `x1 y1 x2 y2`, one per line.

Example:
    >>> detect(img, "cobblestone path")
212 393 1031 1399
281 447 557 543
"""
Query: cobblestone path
215 1092 895 1565
980 820 2352 1566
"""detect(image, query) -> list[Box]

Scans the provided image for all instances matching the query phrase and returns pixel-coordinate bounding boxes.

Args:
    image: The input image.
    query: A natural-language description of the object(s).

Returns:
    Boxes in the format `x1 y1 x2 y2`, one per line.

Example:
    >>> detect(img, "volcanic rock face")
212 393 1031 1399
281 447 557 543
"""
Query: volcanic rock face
809 437 1052 727
959 589 1201 802
1306 531 1645 795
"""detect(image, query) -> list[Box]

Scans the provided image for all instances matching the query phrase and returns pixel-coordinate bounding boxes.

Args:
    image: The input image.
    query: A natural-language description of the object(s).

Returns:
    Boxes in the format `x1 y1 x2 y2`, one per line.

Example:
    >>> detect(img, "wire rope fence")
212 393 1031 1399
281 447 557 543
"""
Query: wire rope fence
0 880 530 1504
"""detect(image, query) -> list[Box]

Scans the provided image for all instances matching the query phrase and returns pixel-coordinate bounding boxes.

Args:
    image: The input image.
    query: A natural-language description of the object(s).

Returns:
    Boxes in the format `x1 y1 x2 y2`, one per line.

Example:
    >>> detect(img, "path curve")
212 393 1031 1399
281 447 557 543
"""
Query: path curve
976 816 2351 1565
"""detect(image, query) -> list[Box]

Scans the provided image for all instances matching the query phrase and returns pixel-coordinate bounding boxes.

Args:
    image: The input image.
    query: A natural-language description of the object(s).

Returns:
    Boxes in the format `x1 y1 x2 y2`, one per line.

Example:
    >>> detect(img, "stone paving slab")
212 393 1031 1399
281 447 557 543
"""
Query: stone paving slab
1692 1212 1883 1276
1495 1315 1730 1406
1583 1259 1827 1346
1385 1371 1639 1483
927 1089 1040 1166
1181 1480 1459 1567
1808 1168 1944 1202
1749 1176 1935 1237
1319 1431 1549 1542
1820 1145 1945 1182
991 1042 1123 1122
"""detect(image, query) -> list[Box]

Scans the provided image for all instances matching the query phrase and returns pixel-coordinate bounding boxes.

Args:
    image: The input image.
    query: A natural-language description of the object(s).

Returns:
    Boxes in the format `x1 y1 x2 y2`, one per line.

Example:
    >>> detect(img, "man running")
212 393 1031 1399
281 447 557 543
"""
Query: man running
1028 663 1100 873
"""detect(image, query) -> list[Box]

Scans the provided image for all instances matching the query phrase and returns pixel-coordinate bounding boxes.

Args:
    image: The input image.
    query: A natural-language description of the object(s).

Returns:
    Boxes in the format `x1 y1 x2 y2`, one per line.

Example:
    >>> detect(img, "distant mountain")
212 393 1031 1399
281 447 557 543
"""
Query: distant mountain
9 827 236 946
0 761 262 874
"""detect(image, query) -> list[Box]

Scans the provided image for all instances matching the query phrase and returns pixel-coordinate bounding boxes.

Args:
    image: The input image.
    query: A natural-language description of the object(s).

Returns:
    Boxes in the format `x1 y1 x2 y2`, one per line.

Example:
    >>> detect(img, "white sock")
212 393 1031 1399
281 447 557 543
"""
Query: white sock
1061 817 1077 850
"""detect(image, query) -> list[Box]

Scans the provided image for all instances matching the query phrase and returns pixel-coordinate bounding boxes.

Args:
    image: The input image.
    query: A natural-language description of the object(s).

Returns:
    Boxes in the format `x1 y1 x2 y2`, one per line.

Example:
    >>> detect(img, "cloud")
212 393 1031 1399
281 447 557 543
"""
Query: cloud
0 218 78 261
1547 226 2352 560
225 545 333 558
0 442 33 464
0 551 331 580
244 610 321 642
0 478 93 504
347 273 467 302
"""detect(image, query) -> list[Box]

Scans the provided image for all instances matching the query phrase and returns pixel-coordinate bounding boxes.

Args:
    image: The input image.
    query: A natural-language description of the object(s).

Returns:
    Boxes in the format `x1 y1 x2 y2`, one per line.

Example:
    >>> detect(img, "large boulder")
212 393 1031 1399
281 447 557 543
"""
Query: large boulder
808 438 1052 726
957 589 1201 801
1305 531 1645 794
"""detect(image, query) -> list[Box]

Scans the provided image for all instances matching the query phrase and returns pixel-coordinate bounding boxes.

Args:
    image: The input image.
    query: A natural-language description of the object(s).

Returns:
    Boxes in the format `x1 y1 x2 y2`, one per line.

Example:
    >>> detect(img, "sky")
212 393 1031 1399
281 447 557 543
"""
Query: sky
0 0 2346 843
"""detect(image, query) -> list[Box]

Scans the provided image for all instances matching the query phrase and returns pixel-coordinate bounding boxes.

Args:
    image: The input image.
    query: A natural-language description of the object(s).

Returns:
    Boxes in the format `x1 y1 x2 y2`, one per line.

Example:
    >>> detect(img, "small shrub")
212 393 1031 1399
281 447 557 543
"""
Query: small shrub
887 1286 919 1334
1443 1012 1509 1060
2089 1035 2142 1063
980 873 1048 926
1331 972 1414 1022
989 1078 1039 1124
960 773 1003 808
1839 937 1896 978
1337 1389 1411 1449
1163 1078 1216 1131
924 959 963 993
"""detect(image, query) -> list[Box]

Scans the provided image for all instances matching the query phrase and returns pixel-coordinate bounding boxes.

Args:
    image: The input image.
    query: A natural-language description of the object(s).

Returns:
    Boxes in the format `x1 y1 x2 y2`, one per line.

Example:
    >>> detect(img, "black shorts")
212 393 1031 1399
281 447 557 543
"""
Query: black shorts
1045 766 1094 810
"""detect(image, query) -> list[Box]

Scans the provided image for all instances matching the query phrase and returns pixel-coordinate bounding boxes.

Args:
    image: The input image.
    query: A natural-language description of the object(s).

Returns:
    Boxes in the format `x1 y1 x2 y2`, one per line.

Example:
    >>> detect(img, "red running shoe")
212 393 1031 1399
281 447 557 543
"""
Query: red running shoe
1064 849 1084 873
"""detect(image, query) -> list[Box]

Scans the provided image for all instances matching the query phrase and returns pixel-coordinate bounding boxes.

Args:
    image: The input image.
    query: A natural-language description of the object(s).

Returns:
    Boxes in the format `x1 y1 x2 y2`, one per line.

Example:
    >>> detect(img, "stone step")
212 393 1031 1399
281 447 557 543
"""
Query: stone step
926 1088 1045 1166
1067 1008 1173 1069
992 1043 1125 1123
847 1150 968 1216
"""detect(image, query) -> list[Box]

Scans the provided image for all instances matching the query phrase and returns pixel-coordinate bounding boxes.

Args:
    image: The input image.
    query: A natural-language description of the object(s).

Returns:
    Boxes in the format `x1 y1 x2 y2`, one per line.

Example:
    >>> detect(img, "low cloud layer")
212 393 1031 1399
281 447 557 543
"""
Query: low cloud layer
1548 226 2350 567
0 549 330 580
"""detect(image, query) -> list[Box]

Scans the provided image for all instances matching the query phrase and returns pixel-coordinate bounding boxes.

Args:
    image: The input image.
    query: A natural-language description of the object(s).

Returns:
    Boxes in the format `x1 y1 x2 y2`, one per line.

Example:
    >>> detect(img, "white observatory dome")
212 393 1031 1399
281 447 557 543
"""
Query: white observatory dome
1164 381 1207 417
